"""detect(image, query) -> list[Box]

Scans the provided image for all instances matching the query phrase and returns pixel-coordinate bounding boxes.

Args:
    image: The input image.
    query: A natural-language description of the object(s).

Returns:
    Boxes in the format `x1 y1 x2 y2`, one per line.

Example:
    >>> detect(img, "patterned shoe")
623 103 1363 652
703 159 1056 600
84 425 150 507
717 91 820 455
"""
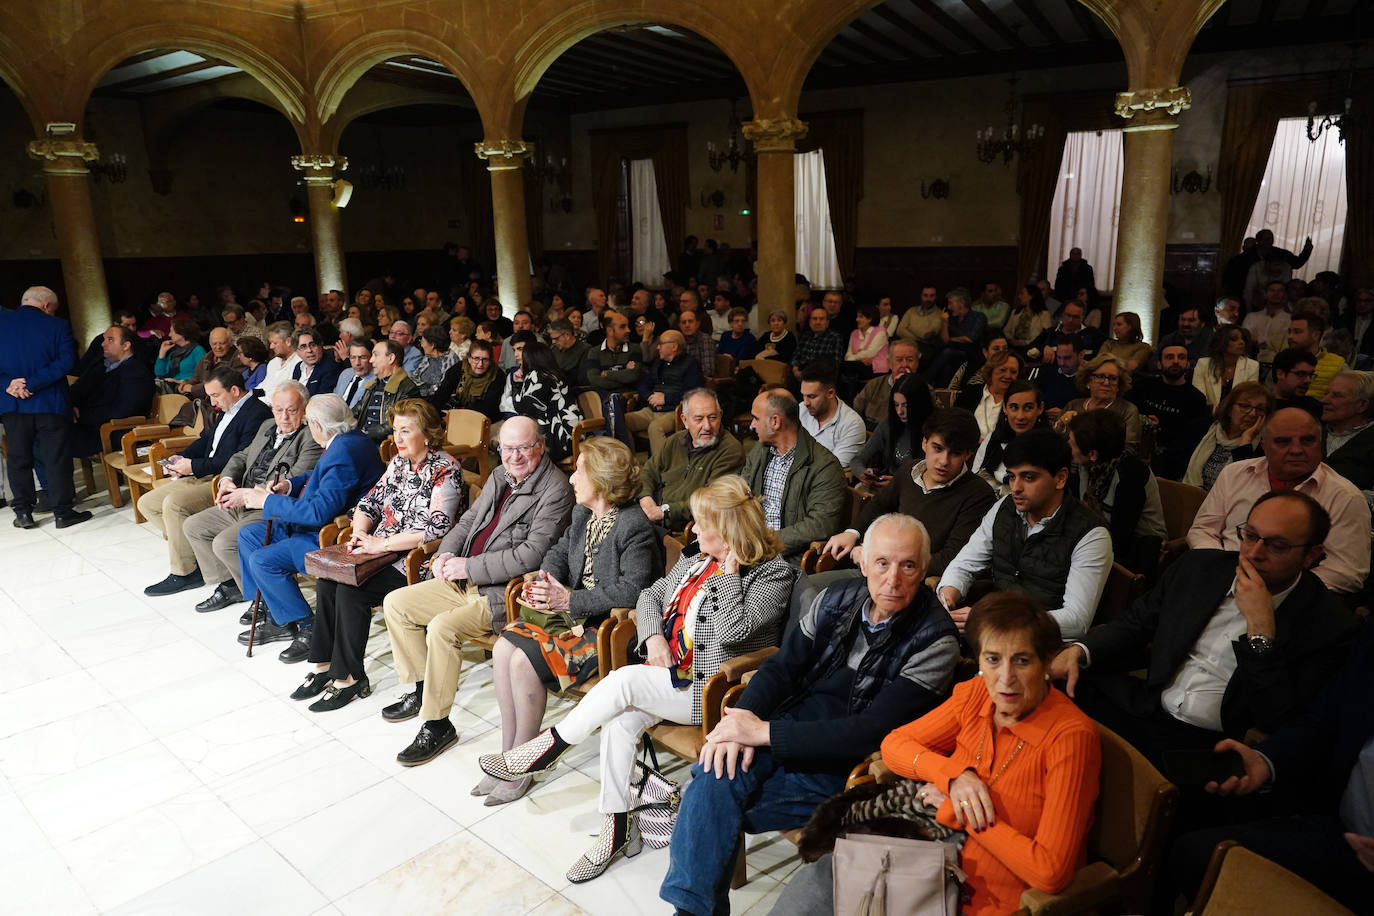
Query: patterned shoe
477 729 568 781
566 812 641 883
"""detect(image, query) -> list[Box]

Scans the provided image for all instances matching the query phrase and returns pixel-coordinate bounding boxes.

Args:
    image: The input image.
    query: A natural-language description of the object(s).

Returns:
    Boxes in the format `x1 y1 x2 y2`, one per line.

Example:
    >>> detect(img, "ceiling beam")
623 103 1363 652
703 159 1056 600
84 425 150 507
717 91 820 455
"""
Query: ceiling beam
1011 0 1065 45
826 33 891 66
580 34 733 77
804 39 1124 92
869 5 954 56
962 0 1028 49
910 0 991 53
99 58 230 92
847 19 922 59
1065 0 1107 42
609 29 741 71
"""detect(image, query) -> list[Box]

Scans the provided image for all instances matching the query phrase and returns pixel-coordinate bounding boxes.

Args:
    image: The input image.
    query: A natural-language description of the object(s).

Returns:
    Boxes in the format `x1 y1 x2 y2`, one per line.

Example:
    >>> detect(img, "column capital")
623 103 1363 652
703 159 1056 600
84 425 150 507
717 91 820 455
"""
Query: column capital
28 138 99 175
741 118 808 153
291 154 347 184
1114 87 1191 131
475 139 533 171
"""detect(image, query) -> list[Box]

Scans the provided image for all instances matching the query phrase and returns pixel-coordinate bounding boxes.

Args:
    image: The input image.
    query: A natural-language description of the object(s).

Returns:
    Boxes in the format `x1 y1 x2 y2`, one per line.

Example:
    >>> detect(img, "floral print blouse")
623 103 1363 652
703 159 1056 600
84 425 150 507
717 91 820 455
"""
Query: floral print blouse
355 447 465 572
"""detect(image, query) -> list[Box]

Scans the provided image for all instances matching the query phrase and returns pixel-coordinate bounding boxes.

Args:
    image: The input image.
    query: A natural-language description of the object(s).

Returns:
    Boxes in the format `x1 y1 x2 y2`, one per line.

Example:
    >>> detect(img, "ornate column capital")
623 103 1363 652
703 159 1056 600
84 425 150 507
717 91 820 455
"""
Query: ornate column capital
475 139 534 171
291 153 348 184
1114 87 1191 131
741 118 808 153
28 138 99 176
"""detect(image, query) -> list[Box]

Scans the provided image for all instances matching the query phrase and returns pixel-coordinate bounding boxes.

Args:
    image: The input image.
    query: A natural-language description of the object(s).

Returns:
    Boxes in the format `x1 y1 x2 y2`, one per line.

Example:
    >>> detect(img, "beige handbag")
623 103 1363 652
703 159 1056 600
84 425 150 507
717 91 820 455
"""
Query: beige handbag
832 833 965 916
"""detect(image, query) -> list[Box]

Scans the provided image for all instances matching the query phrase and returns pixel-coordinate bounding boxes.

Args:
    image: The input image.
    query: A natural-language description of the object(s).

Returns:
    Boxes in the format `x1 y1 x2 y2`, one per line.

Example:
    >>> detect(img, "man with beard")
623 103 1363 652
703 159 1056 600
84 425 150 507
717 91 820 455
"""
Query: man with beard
1128 343 1209 480
1271 348 1322 418
638 388 744 533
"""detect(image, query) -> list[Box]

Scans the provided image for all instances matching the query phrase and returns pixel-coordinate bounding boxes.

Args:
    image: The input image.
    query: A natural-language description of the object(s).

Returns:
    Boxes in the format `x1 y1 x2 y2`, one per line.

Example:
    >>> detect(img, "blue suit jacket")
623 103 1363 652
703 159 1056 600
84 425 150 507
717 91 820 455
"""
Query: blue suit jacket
294 354 342 397
184 396 273 478
262 429 384 536
0 305 76 416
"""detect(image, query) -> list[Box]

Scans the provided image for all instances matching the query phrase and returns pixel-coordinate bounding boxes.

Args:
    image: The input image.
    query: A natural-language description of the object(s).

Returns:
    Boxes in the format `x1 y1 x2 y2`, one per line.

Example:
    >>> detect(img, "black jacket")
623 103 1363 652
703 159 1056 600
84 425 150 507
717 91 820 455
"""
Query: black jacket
69 357 155 456
294 354 342 397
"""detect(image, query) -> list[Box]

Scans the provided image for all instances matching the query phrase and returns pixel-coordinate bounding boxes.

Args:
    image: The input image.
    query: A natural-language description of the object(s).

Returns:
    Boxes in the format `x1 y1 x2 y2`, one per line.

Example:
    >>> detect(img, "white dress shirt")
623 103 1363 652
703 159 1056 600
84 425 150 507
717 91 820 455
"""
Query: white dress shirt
209 393 251 456
800 399 866 467
261 353 301 399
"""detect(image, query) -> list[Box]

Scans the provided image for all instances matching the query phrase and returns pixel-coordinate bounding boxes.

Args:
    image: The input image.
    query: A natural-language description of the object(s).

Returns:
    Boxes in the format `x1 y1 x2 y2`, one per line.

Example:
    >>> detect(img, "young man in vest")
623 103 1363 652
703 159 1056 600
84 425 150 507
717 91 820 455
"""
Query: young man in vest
937 427 1112 640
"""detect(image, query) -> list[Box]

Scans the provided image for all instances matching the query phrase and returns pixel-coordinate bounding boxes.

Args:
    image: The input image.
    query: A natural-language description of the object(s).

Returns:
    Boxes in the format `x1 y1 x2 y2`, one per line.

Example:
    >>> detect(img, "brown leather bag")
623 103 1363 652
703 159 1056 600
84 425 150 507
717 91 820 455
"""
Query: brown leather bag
304 543 403 587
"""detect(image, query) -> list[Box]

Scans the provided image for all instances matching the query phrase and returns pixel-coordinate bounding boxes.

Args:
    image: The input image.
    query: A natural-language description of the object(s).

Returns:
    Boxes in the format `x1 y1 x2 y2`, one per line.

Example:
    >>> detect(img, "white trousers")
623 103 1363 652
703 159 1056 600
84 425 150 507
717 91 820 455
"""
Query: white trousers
555 665 692 813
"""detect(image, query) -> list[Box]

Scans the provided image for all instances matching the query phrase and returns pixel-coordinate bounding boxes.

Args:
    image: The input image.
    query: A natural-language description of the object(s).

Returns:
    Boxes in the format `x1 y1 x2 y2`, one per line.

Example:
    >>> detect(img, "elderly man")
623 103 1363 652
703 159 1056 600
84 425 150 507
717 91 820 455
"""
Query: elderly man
260 321 300 399
222 303 266 345
675 308 716 377
380 417 574 766
639 388 744 532
333 339 375 409
1188 407 1371 595
1053 490 1358 779
789 307 844 385
659 513 960 916
141 366 274 595
925 288 988 387
69 325 155 458
743 388 846 562
235 394 384 660
625 329 704 457
184 381 321 613
798 362 866 467
1322 370 1374 489
290 327 340 396
352 339 420 442
332 316 365 363
141 291 183 338
0 285 90 529
179 327 246 400
388 320 423 375
853 337 922 426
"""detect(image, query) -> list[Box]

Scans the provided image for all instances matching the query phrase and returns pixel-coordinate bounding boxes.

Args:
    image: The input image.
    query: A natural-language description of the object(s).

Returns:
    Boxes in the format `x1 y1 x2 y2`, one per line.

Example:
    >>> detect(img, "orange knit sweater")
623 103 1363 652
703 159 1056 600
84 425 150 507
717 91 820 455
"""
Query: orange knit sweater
881 678 1100 916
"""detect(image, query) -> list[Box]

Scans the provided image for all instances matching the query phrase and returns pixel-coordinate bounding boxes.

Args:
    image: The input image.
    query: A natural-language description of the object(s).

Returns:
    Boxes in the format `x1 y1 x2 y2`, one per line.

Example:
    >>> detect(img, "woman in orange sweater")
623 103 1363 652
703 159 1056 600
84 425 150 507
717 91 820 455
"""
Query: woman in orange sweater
880 592 1101 916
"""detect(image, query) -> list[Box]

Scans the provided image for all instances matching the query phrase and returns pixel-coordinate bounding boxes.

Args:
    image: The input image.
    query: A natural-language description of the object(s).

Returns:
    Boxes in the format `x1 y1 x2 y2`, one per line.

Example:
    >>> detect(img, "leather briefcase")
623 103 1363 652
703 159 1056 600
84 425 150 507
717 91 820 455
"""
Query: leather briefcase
304 542 403 587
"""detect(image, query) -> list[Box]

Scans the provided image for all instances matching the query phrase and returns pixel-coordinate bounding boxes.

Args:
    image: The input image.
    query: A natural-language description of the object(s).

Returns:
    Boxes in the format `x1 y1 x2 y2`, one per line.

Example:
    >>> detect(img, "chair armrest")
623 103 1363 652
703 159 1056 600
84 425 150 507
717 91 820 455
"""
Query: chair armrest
98 416 149 454
610 616 638 669
717 646 778 682
845 751 884 789
404 539 444 585
1016 862 1121 916
120 424 177 463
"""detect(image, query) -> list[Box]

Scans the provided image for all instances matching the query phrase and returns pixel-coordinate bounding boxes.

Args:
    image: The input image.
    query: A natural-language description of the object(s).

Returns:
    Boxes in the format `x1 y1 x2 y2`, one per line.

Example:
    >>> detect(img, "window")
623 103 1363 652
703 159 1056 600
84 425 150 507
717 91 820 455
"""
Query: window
794 148 843 289
1048 129 1124 292
1244 116 1347 281
628 158 672 288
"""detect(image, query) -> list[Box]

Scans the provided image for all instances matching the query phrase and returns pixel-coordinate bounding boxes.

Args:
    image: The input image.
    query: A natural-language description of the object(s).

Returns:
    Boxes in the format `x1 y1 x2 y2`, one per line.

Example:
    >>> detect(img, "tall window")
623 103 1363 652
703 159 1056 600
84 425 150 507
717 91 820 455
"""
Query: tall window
628 158 672 288
1048 129 1124 292
794 149 843 289
1245 117 1348 281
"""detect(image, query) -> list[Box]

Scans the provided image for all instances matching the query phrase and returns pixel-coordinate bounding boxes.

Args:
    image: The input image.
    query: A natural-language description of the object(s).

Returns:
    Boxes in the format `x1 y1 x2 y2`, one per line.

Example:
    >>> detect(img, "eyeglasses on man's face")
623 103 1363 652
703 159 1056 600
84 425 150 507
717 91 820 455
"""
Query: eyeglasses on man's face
499 443 540 457
1235 524 1308 555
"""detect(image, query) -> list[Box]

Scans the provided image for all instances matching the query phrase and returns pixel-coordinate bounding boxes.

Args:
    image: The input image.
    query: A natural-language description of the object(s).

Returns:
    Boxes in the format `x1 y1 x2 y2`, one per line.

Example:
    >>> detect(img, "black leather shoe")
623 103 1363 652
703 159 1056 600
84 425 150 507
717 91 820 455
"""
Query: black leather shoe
145 569 205 596
239 605 267 626
278 630 313 664
238 619 296 646
196 582 243 613
396 720 457 767
309 677 372 712
290 670 332 701
11 511 36 530
54 510 93 529
382 691 422 723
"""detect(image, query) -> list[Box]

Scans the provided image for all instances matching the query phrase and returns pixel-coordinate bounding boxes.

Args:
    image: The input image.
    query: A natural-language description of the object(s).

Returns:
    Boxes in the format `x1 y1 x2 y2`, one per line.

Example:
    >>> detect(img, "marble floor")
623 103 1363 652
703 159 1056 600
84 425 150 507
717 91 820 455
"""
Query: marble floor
0 495 802 915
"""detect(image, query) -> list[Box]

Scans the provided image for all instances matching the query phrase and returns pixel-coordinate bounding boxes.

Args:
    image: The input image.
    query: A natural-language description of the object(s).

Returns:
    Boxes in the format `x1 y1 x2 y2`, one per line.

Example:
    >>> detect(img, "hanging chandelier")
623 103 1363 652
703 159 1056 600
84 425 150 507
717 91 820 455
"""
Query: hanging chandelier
975 77 1044 166
708 99 749 172
1308 42 1358 144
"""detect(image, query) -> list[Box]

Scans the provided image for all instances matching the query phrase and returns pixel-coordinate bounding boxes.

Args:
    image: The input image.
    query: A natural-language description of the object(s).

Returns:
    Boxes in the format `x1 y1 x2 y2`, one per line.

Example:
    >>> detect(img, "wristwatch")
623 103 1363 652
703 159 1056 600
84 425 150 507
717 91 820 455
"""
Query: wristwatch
659 504 670 517
1245 633 1274 655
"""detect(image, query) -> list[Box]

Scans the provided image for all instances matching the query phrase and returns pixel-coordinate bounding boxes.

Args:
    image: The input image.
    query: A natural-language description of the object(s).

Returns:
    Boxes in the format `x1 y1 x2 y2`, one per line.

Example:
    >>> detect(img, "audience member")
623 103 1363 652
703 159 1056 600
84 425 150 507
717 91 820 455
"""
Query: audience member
260 321 300 399
1270 347 1322 417
430 337 504 420
1099 311 1152 372
1337 286 1374 357
1033 300 1102 364
153 316 207 387
974 380 1046 495
69 325 155 458
818 289 855 340
1243 280 1294 363
333 339 376 408
1183 381 1271 490
675 308 715 377
853 338 923 427
140 290 184 338
790 307 844 385
843 303 889 380
894 285 945 358
972 282 1010 330
353 339 420 442
177 327 245 400
874 295 899 339
1039 335 1084 412
638 388 744 532
410 326 457 397
1126 343 1208 481
1155 305 1214 365
1187 407 1371 594
1321 370 1374 490
1193 325 1259 408
755 309 796 363
1288 310 1344 399
1004 283 1052 353
1067 408 1167 573
583 309 643 448
926 288 987 387
389 319 423 375
939 428 1112 640
626 329 703 457
848 372 936 480
510 340 582 461
955 348 1021 439
716 306 756 360
547 318 590 380
798 362 866 467
1059 353 1142 453
289 327 340 397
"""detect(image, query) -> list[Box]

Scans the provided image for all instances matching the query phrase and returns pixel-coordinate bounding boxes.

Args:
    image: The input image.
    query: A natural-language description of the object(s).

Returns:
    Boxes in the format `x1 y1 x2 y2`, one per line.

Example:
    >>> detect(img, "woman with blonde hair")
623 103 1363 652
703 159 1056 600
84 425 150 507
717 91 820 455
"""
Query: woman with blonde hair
478 436 662 805
479 474 795 882
1099 311 1153 371
1059 352 1142 452
1183 380 1272 489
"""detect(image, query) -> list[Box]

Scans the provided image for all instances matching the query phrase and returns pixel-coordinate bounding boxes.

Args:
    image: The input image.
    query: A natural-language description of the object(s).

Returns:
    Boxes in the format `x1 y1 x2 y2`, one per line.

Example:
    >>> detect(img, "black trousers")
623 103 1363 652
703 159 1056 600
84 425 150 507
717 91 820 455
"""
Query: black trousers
308 566 407 680
2 412 75 513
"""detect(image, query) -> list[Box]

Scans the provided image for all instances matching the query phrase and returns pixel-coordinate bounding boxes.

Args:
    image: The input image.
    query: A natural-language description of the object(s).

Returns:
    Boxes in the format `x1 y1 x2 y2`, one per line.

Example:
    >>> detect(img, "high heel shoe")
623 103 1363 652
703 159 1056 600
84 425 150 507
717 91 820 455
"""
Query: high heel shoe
290 670 331 701
566 812 641 883
478 728 569 781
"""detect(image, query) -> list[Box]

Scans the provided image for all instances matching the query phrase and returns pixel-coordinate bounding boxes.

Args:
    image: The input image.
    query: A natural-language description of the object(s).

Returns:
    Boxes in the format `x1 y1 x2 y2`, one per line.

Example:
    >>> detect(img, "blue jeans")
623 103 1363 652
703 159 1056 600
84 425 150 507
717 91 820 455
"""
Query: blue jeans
659 749 846 916
238 522 316 626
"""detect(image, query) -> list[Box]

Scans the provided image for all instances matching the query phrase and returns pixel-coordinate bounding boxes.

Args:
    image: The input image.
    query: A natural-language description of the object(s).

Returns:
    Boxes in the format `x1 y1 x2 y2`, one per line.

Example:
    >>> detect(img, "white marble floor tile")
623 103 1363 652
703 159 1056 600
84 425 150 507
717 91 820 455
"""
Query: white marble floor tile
0 668 104 740
393 723 520 828
54 614 186 670
107 839 329 916
331 700 494 773
468 768 608 890
0 701 155 790
160 696 328 783
0 840 99 916
266 779 461 900
524 894 589 916
122 666 274 738
4 568 125 610
32 591 164 644
84 636 227 702
335 831 559 916
0 639 81 693
57 787 258 912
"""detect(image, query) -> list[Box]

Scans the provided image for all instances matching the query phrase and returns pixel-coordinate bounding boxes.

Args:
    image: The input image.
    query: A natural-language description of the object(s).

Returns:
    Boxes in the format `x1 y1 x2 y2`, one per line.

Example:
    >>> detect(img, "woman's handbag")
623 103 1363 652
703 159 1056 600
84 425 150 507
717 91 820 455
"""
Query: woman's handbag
628 741 681 849
304 543 403 587
832 833 965 916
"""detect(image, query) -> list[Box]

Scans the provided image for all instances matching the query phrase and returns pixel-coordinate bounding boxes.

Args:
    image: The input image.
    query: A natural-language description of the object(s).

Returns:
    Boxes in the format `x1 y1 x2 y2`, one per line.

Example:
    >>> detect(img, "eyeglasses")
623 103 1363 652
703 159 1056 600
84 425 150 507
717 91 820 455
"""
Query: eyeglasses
1235 524 1309 555
297 341 319 349
499 443 540 456
1287 370 1315 379
1235 403 1267 415
1089 372 1120 384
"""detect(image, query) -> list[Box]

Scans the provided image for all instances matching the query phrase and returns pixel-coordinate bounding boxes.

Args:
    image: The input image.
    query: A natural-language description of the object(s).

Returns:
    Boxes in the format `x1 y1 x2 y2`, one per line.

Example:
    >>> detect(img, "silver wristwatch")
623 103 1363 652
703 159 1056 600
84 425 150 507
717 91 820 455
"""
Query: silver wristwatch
1246 633 1274 655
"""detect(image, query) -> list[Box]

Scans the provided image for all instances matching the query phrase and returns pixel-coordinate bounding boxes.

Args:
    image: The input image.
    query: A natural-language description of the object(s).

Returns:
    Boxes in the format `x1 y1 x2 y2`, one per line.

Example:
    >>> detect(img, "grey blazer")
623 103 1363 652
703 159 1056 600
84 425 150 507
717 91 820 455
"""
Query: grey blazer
636 552 795 723
543 503 663 620
219 419 323 487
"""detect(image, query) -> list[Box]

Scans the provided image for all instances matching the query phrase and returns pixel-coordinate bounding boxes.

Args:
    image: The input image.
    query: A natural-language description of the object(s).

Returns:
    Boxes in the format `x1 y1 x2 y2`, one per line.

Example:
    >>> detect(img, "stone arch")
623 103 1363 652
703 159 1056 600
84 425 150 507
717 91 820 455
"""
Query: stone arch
768 0 884 119
1076 0 1227 89
0 34 43 133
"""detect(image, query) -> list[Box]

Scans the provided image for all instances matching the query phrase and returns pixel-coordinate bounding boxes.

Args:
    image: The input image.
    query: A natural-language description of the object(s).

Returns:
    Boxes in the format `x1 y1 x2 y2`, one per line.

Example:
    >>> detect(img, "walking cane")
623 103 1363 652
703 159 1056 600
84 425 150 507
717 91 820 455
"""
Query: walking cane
246 461 291 657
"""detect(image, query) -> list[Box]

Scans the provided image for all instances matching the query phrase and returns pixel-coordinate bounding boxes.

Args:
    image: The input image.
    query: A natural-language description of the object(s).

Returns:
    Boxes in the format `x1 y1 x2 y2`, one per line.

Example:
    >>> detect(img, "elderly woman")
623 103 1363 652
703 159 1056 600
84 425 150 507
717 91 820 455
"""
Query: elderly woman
448 315 475 361
1183 380 1272 489
845 303 890 377
411 326 458 397
850 373 935 482
1193 325 1260 407
974 380 1046 495
510 340 581 461
1099 311 1153 372
717 306 757 360
478 437 662 804
430 337 505 420
756 309 797 363
1059 353 1142 453
292 399 463 711
1067 408 1167 574
478 475 795 883
484 297 514 338
154 316 208 386
955 349 1022 440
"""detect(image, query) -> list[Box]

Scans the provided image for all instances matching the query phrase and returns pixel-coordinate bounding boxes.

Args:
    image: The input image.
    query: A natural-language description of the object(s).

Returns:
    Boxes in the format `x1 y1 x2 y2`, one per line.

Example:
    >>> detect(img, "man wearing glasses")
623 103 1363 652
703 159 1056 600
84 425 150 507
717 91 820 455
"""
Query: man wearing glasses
547 318 589 382
1187 407 1371 595
1052 489 1359 781
289 328 340 396
332 340 375 409
1271 347 1321 418
379 416 574 767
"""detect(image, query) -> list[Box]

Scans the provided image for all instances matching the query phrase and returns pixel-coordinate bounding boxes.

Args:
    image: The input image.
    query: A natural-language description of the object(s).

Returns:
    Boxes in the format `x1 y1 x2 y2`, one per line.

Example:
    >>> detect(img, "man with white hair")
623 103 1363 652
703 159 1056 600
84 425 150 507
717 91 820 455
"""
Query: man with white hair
1321 370 1374 490
0 285 90 529
233 394 385 662
179 327 245 399
639 388 743 532
260 321 300 399
333 317 365 362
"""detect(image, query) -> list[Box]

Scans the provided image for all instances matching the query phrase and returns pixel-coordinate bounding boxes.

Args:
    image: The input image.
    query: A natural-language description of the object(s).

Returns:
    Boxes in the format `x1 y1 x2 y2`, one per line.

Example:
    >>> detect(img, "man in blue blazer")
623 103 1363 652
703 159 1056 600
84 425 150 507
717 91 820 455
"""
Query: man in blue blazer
290 327 341 397
236 393 385 663
0 286 88 529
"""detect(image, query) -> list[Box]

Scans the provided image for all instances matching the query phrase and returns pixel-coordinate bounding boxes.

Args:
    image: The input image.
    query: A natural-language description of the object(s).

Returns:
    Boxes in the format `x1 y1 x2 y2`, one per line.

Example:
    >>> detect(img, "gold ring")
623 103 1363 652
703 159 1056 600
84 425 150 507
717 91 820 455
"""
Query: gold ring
959 800 970 807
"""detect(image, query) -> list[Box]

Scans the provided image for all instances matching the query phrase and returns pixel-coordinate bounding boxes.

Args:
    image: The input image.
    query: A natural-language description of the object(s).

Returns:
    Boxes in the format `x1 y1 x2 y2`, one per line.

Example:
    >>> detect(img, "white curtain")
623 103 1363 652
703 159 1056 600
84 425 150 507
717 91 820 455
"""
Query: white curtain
1048 129 1124 292
794 149 843 289
629 158 672 288
1244 117 1348 281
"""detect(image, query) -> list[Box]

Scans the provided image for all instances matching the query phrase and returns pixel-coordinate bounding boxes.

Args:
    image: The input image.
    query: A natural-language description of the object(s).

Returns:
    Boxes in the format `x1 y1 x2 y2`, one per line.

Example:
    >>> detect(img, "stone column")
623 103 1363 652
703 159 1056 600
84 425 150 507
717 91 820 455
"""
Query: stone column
742 117 807 333
475 139 533 313
27 138 111 347
1111 87 1191 344
291 154 349 297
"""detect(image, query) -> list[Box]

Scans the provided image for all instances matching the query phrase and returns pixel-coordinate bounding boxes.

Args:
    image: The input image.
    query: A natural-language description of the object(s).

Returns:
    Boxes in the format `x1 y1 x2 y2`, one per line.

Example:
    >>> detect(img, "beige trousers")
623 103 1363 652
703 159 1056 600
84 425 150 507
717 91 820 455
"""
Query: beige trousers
184 505 263 588
137 476 215 575
382 577 496 721
625 407 678 457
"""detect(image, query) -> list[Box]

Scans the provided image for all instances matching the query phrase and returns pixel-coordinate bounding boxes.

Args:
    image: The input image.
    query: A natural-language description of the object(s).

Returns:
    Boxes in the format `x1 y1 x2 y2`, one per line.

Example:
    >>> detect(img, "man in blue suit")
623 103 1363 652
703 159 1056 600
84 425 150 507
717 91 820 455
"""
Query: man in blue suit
0 286 89 529
236 393 385 663
290 327 341 397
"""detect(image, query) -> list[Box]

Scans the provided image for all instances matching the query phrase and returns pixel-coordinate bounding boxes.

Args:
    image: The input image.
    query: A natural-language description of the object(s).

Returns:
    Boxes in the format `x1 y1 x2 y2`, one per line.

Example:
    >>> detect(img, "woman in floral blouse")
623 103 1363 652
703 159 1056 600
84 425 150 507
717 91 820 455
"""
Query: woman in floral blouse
291 398 463 712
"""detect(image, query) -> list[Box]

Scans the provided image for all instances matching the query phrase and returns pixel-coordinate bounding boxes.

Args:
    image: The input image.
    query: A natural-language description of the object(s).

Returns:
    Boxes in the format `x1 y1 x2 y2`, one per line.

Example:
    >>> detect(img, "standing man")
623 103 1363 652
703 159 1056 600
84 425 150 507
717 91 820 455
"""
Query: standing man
0 286 89 529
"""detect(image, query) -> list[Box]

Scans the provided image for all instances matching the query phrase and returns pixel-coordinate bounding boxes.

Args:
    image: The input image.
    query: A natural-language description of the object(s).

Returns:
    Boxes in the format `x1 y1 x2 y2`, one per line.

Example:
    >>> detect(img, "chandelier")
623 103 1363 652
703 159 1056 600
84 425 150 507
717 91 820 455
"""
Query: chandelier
524 148 574 212
1308 42 1358 144
89 152 128 184
708 99 749 172
356 130 406 191
975 77 1044 166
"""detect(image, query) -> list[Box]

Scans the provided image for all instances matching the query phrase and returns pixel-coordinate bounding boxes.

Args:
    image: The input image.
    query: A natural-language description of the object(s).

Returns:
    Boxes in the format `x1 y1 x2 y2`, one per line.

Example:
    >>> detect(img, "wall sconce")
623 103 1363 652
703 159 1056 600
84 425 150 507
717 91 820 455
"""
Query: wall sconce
920 178 951 200
700 189 726 209
1171 166 1212 195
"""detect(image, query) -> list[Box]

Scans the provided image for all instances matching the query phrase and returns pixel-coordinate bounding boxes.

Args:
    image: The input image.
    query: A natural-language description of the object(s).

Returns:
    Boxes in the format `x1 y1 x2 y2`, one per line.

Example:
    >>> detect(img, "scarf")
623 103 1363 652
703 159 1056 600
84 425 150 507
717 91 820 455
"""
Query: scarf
456 363 497 405
162 341 197 370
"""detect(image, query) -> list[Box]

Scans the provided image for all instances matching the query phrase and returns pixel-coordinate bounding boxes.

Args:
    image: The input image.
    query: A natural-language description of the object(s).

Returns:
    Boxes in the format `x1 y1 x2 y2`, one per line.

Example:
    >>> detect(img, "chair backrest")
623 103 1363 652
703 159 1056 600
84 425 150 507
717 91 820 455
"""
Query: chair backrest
714 352 737 380
577 389 604 420
152 393 189 425
844 485 872 529
1157 478 1206 541
932 388 956 409
379 438 398 462
445 408 490 452
1093 561 1146 627
664 532 684 571
741 358 787 389
1089 725 1178 908
1191 841 1354 916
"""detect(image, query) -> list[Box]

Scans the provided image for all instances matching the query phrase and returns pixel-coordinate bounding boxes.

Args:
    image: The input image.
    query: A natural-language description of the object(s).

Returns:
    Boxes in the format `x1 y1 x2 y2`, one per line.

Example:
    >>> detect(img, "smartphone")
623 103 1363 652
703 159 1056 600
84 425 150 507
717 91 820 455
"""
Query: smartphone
1162 748 1247 787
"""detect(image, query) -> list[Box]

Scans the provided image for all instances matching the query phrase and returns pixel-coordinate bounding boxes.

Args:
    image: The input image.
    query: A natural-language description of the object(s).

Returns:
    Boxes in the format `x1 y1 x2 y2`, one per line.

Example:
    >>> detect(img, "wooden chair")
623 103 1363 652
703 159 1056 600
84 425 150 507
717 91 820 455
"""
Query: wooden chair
379 438 398 462
739 358 788 389
1186 841 1353 916
100 393 189 508
443 408 491 483
708 352 737 391
124 432 199 523
498 572 633 699
1157 478 1205 564
932 387 957 409
560 390 608 473
1093 561 1147 627
847 725 1178 916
